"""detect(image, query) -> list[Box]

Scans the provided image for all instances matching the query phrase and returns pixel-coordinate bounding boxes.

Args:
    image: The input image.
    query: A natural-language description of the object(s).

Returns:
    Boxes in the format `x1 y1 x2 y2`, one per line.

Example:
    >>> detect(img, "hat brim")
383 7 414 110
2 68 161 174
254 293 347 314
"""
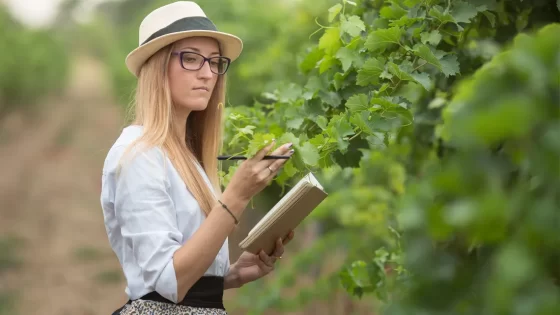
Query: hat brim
125 30 243 77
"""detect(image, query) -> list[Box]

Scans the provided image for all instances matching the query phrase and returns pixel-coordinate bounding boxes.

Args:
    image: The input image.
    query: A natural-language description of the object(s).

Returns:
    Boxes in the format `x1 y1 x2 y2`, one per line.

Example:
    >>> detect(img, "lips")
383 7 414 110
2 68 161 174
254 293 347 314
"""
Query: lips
193 86 209 91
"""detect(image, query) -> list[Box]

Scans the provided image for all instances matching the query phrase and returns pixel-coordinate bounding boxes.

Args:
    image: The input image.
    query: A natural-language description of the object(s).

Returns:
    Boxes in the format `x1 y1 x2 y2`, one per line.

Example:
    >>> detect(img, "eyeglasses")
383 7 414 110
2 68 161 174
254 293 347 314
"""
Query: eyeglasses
171 51 231 75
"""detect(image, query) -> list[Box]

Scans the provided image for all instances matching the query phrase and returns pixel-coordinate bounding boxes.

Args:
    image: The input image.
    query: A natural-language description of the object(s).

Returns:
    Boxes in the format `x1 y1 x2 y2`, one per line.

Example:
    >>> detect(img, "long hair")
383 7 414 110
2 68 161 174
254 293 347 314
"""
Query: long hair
121 40 225 216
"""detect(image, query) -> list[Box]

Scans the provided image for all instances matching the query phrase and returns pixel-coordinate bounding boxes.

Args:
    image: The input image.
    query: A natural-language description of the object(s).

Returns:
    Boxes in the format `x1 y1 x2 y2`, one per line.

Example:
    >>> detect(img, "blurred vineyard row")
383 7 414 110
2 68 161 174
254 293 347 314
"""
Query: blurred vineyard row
0 5 69 121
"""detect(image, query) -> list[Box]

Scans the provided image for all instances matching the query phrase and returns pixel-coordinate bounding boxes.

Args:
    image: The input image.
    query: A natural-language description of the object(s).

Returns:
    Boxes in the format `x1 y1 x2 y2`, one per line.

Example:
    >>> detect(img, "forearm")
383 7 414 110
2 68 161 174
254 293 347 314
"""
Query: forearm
172 193 246 300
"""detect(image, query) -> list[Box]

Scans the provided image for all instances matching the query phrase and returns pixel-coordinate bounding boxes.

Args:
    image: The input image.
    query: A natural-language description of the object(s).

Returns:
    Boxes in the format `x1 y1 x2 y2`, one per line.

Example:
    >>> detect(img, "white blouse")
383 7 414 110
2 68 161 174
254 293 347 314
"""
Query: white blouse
100 125 230 304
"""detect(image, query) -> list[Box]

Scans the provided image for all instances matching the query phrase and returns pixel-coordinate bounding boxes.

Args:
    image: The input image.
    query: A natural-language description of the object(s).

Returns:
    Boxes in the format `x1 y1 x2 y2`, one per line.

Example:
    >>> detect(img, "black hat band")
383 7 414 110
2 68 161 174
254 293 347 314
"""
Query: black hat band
142 16 218 46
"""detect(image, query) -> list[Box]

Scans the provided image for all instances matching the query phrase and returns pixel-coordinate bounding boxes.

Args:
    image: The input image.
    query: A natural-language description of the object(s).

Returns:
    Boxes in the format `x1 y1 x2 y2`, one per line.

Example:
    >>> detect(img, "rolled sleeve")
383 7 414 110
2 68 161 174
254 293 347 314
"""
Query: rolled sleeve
114 145 182 303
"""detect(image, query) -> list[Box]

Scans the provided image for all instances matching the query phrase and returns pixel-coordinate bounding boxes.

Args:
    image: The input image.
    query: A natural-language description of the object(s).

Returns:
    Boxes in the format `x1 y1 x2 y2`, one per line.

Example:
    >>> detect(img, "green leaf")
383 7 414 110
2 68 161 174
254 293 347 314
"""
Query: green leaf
414 44 443 70
319 27 342 55
440 54 460 77
451 1 479 24
380 2 407 20
420 30 442 46
388 62 413 81
328 3 343 22
429 6 455 26
286 117 304 130
319 90 342 107
299 142 320 166
335 47 357 72
319 55 337 74
357 57 385 86
246 133 277 156
411 72 432 90
299 47 324 73
316 116 328 130
341 15 366 38
345 93 370 112
364 27 403 52
350 111 376 135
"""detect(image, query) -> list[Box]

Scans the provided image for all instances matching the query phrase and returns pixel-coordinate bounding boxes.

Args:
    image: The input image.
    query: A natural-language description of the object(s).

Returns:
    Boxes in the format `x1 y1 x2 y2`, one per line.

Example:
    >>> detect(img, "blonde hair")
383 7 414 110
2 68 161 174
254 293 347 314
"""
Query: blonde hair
121 40 225 216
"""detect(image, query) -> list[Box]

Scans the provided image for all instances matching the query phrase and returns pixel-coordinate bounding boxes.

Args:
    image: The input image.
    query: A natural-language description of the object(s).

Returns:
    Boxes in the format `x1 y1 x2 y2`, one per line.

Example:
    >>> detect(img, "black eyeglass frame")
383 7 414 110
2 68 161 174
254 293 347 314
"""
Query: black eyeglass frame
170 51 231 75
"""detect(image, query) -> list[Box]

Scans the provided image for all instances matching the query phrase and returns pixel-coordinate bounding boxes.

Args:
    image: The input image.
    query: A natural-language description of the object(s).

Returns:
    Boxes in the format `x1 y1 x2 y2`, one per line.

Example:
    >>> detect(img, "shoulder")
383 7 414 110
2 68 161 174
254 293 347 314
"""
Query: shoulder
103 125 168 177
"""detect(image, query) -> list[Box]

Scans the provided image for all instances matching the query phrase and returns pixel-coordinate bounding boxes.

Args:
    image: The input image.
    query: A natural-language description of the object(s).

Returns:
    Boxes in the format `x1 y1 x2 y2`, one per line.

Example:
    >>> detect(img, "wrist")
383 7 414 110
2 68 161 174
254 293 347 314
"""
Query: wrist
224 263 243 289
220 190 248 217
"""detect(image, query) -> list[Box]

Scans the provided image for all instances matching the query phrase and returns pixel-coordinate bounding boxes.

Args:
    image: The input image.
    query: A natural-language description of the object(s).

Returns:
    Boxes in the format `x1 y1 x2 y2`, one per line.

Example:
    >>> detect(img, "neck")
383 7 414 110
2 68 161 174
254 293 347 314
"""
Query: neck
174 106 191 142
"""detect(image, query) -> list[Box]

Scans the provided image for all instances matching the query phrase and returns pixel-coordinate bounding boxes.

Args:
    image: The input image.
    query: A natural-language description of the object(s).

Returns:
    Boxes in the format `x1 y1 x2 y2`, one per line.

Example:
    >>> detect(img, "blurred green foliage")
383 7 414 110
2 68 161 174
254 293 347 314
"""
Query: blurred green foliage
220 0 560 313
78 0 339 107
0 6 69 120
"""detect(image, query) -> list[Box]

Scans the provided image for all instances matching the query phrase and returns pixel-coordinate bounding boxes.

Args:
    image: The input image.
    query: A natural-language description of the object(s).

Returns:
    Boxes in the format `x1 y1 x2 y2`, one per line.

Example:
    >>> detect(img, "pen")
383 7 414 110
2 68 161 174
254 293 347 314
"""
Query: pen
218 155 291 161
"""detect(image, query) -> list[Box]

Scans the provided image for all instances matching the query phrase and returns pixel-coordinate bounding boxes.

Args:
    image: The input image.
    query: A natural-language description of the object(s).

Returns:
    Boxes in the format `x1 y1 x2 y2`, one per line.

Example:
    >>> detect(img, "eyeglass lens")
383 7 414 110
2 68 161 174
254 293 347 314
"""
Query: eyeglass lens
181 52 229 74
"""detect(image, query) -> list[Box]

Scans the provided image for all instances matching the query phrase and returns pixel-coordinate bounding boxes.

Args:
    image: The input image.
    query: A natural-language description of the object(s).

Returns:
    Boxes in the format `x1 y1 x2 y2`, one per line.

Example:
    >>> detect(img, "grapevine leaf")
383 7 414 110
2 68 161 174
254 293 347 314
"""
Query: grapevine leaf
483 11 496 28
286 117 304 130
343 94 368 114
413 44 443 70
380 2 407 20
429 6 455 26
388 62 413 81
341 15 366 38
420 30 442 46
357 57 385 86
299 47 323 73
327 114 354 152
279 132 300 148
319 90 342 108
350 111 376 135
277 83 303 103
316 116 328 130
299 142 320 166
403 0 421 8
364 27 403 52
328 3 343 22
303 76 324 100
411 72 432 90
440 54 460 77
246 133 277 156
336 47 358 72
238 125 256 135
319 27 342 55
451 1 479 24
319 55 337 74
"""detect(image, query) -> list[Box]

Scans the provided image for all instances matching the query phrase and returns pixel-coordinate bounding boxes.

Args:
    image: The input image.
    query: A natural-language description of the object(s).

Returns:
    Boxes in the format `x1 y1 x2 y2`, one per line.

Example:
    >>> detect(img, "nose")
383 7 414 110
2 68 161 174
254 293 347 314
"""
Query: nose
197 60 214 79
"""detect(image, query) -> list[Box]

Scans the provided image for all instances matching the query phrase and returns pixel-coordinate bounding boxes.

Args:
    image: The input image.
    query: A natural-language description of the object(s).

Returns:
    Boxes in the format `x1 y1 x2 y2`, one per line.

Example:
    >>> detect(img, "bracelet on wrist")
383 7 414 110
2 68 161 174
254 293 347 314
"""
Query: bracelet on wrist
217 199 239 225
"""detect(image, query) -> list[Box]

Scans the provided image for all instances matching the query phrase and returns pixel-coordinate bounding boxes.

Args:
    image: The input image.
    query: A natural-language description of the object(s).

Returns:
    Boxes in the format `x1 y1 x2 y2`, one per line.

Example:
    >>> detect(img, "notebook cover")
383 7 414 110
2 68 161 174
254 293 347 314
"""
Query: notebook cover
238 186 327 255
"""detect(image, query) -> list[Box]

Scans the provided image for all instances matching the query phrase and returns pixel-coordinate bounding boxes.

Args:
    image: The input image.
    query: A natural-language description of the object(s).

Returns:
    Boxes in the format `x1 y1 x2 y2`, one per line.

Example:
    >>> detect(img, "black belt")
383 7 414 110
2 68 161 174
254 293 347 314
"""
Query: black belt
112 276 224 314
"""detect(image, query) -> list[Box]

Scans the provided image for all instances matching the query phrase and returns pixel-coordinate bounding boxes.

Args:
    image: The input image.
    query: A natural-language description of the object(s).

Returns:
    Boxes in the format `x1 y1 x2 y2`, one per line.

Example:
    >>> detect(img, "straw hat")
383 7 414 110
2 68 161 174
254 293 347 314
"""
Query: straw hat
125 1 243 77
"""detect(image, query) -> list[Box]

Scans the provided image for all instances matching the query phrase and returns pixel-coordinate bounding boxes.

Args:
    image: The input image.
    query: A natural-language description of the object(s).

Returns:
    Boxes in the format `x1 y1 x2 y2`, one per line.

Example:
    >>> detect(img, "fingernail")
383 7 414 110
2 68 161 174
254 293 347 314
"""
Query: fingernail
286 143 293 149
289 150 295 155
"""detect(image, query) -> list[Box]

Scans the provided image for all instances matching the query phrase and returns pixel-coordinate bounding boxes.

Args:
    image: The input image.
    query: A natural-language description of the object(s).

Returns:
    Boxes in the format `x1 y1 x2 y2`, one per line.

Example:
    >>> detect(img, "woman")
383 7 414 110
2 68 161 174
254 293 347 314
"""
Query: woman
100 2 295 314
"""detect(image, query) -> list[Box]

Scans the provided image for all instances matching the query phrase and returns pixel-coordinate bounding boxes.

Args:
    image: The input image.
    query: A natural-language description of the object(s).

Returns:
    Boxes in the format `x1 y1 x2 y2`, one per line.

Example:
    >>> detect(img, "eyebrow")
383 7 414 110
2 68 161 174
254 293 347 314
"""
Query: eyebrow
179 47 220 56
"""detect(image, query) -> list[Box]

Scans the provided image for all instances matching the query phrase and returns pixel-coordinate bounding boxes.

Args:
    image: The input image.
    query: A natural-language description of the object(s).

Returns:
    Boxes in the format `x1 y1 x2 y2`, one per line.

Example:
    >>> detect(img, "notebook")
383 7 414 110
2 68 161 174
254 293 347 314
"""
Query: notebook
238 172 328 255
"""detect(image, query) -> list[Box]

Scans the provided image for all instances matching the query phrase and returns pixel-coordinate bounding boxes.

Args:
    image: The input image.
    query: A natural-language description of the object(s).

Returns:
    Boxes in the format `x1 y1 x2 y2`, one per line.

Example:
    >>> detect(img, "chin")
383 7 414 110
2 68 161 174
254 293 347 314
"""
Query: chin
180 98 210 112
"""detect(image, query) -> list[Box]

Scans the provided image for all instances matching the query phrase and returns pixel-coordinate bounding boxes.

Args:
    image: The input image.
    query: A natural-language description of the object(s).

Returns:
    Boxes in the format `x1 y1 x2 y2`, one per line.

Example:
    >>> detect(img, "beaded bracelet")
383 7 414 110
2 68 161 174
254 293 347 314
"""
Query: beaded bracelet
217 199 239 225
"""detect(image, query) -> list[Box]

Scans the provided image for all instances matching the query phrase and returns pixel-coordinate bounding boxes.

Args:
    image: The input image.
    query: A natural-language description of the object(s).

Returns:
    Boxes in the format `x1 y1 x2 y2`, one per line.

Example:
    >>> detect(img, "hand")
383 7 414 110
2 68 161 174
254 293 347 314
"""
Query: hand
223 140 294 206
230 230 295 286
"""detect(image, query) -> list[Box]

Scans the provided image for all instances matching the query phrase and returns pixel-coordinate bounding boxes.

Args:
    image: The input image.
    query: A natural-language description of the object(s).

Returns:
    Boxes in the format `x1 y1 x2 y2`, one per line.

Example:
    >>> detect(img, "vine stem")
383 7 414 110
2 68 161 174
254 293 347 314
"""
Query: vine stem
348 131 362 141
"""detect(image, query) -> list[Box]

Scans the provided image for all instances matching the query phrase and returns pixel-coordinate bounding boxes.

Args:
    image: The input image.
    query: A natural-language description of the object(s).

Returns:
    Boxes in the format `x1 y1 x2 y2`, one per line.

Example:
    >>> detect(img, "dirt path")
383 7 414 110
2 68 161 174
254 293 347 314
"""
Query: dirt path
0 55 127 315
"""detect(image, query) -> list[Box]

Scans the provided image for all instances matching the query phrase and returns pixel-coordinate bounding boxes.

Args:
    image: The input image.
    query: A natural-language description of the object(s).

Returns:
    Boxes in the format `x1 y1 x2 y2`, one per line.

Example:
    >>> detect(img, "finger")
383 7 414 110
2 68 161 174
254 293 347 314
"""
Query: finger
250 140 276 162
282 230 295 245
256 255 273 272
255 143 293 171
272 237 285 258
259 250 275 267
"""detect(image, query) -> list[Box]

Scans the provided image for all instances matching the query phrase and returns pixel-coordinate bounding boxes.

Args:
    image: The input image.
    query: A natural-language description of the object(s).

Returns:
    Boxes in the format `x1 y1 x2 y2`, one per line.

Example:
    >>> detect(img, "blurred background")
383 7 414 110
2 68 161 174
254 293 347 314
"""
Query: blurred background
1 1 559 315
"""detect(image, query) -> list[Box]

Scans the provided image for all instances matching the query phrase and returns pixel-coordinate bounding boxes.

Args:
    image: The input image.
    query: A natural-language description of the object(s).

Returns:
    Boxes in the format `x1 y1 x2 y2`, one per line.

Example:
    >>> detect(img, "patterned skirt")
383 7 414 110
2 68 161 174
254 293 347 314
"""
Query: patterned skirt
119 299 227 315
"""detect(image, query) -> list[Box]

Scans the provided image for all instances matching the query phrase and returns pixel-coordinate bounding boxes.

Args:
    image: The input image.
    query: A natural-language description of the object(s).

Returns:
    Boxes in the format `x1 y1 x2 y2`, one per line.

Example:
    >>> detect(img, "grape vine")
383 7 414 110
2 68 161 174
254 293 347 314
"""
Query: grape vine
221 0 560 313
